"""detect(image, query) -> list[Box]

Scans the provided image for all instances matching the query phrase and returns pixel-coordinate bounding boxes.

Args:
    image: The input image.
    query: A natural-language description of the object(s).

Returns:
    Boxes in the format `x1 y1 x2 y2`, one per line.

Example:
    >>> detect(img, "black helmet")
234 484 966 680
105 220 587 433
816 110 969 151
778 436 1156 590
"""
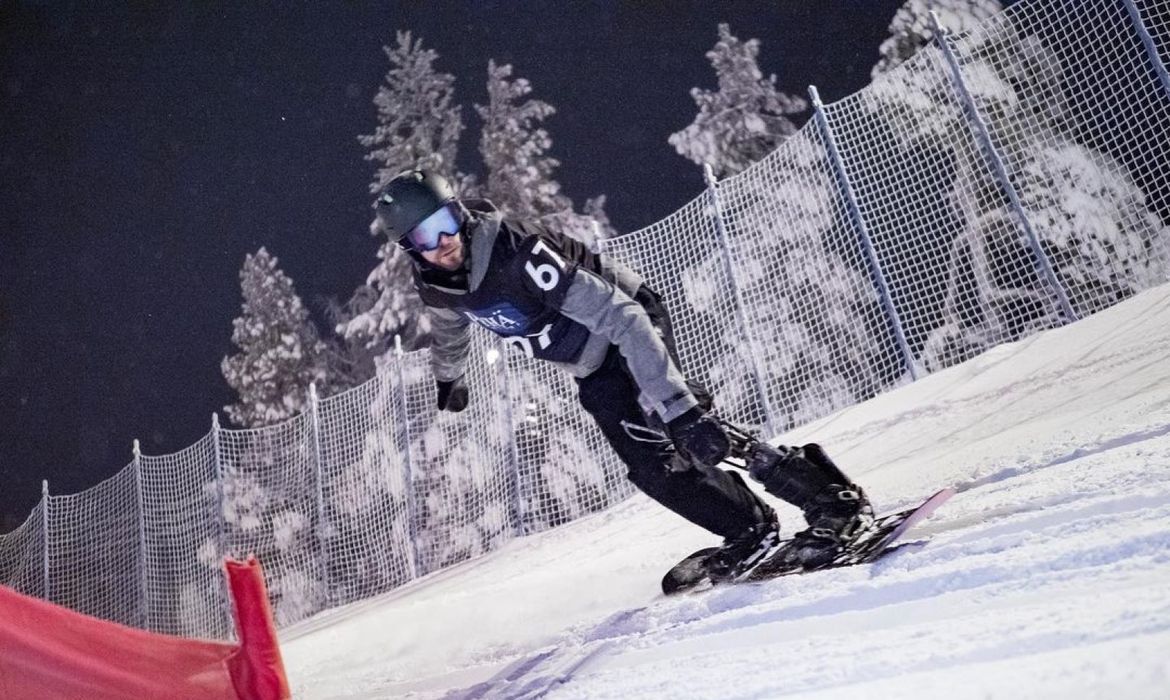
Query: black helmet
375 170 456 241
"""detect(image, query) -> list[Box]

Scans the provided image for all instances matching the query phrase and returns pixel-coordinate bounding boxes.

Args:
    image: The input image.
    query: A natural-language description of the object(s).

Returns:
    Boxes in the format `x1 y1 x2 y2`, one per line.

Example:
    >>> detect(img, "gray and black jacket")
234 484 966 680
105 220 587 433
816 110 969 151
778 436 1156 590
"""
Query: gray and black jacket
415 200 699 423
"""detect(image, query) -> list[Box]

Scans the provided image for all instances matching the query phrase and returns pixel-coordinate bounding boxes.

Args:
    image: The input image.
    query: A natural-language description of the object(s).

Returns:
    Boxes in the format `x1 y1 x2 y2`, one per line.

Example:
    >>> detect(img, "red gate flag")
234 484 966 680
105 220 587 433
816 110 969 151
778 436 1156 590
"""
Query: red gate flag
0 556 290 700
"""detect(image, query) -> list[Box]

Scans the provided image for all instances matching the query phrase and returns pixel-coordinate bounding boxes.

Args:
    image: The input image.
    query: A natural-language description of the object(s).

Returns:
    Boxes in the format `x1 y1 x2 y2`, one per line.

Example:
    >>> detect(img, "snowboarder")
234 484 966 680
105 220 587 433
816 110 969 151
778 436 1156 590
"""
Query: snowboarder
377 169 874 579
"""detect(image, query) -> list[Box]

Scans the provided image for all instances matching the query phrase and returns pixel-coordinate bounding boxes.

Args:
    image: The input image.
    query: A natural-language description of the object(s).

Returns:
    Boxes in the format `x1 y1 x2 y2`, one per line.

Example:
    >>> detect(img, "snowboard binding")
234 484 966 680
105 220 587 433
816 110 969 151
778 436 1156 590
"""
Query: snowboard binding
662 487 955 595
712 418 875 555
621 414 874 554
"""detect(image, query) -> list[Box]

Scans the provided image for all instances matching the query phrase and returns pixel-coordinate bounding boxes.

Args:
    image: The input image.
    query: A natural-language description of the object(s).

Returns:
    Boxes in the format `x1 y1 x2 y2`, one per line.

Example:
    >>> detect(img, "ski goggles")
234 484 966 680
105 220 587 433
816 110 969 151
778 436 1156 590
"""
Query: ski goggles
401 203 462 252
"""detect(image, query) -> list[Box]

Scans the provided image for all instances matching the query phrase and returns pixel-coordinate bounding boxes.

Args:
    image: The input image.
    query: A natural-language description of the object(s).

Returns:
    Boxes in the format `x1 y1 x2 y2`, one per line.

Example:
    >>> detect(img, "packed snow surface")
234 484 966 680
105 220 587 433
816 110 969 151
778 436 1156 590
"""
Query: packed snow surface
282 284 1170 699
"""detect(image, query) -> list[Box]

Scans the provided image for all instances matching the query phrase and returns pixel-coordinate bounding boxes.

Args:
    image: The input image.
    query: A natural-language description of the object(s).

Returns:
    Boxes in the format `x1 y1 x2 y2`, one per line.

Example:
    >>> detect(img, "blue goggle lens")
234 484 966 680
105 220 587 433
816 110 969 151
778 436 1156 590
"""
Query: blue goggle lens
404 204 460 252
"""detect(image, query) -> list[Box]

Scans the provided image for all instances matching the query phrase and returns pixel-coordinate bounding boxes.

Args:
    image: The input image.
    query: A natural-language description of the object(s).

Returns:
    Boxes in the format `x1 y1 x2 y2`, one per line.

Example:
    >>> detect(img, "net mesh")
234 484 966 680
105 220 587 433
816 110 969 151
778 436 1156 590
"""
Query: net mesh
507 351 634 535
949 0 1170 318
139 434 233 639
832 44 1058 374
316 368 414 610
399 331 518 576
716 128 908 432
45 466 143 628
217 413 324 628
2 0 1167 640
1135 0 1170 88
598 193 767 429
0 504 46 599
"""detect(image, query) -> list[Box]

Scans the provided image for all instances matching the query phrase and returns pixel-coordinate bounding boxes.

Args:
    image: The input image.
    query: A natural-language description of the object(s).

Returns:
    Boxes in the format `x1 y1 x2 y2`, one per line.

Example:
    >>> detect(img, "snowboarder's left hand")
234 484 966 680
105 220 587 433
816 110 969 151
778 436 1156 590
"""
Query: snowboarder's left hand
667 407 731 467
436 376 470 412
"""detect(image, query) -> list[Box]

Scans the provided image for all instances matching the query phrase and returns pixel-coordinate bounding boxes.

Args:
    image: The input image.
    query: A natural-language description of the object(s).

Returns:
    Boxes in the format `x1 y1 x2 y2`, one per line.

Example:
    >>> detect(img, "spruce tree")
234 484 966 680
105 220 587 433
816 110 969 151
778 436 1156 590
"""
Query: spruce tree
477 60 613 245
344 31 466 354
669 24 807 179
872 0 1003 78
359 31 463 192
222 248 329 428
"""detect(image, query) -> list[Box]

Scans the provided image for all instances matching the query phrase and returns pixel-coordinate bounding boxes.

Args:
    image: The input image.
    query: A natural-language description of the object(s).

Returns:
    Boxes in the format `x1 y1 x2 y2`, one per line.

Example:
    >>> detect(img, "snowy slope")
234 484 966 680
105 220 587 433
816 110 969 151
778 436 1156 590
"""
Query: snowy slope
281 284 1170 699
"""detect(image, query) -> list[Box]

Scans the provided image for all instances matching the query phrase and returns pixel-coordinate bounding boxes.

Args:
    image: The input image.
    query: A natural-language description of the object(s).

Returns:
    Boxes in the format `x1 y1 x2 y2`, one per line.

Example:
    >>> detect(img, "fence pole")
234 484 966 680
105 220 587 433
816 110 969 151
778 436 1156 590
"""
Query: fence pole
703 163 780 437
931 11 1078 324
40 480 49 602
209 413 234 635
307 383 330 610
495 341 526 537
1123 0 1170 99
394 336 421 579
132 440 150 629
809 85 920 381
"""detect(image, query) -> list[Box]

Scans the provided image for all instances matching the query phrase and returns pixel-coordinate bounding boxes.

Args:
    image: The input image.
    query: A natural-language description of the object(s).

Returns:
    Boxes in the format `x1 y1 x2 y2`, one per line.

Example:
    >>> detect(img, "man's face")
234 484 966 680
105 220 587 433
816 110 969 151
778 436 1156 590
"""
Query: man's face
419 230 464 270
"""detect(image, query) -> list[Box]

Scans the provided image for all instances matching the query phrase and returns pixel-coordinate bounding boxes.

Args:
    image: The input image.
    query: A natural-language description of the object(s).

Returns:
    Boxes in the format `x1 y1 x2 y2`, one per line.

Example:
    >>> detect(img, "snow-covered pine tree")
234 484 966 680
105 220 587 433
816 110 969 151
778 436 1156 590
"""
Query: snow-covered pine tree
343 31 467 355
669 23 808 179
476 60 614 245
222 247 329 428
871 0 1003 78
868 4 1169 370
359 31 463 194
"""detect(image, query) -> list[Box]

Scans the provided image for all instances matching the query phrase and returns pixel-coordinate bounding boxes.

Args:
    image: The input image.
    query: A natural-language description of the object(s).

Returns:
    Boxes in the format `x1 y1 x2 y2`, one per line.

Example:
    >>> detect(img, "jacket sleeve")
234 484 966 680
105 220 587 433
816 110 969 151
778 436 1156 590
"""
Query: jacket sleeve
427 305 472 383
555 269 698 423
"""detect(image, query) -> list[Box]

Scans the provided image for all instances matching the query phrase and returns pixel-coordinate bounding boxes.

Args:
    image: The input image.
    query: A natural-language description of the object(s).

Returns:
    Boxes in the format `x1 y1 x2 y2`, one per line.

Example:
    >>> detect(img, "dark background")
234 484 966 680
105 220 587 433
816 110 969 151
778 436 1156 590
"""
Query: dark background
1 1 912 530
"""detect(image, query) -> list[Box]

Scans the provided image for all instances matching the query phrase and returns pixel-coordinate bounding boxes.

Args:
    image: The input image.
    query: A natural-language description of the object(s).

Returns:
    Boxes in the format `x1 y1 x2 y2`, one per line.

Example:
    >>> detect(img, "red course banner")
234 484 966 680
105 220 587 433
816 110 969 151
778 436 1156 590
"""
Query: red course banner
0 557 290 700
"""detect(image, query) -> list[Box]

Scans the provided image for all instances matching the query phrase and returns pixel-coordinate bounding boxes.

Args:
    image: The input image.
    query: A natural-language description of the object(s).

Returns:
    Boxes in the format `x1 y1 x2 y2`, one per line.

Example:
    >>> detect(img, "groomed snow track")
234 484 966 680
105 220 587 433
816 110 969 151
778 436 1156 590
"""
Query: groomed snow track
282 284 1170 699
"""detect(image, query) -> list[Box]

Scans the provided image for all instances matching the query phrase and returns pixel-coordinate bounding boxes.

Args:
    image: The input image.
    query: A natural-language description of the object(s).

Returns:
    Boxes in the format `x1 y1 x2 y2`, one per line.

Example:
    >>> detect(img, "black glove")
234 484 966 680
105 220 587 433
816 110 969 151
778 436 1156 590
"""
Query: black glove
436 376 469 412
666 407 730 467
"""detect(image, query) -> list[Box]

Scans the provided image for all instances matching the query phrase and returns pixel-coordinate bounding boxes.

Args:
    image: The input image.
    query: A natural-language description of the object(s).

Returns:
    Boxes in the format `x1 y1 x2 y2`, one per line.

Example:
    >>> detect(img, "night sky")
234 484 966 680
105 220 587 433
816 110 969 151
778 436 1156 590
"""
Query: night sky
1 1 910 529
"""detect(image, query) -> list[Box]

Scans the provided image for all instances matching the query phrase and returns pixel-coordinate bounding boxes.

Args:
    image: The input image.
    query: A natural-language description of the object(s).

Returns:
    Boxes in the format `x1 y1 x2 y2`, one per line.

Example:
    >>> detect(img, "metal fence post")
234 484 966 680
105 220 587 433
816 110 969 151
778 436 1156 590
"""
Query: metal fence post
394 336 422 579
704 163 780 437
931 12 1078 324
40 480 49 602
809 84 920 381
132 440 150 629
209 413 234 634
495 342 526 537
307 383 330 610
1123 0 1170 99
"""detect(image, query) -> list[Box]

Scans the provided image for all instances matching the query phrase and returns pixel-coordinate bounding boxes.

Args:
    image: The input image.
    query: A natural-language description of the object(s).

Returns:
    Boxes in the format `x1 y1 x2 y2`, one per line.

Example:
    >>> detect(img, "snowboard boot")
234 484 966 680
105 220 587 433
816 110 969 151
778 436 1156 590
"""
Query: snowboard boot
745 442 874 567
704 517 781 582
792 483 875 566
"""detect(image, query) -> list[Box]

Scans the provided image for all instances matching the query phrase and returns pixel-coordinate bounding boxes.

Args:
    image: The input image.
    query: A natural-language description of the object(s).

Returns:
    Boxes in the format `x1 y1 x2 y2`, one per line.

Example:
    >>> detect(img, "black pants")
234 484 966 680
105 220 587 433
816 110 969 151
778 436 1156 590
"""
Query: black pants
575 288 773 539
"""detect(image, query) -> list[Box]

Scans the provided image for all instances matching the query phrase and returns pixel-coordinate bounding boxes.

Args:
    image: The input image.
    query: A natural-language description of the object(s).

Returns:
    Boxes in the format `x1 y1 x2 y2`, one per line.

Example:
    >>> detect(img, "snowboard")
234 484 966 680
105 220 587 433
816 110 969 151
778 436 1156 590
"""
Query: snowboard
662 487 955 596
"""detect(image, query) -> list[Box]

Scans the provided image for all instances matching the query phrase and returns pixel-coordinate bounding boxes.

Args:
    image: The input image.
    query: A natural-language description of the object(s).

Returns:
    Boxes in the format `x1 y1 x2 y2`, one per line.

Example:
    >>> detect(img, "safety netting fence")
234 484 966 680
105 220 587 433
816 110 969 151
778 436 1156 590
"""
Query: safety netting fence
2 0 1167 640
